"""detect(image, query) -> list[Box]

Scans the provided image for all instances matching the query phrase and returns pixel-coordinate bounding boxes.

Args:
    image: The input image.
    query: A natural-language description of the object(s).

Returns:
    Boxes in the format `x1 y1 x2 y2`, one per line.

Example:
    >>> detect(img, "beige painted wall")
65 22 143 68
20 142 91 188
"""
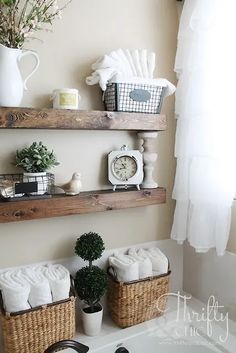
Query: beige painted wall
0 0 179 268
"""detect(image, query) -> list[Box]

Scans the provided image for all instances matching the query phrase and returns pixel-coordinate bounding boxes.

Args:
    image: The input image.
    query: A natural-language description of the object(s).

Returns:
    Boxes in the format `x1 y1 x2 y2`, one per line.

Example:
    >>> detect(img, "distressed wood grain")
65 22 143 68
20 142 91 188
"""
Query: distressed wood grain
0 107 167 131
0 188 166 223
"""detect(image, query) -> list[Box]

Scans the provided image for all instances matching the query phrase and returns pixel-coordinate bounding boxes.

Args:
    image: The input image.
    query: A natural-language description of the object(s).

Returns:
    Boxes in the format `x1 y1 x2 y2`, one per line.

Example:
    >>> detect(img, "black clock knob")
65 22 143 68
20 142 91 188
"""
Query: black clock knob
115 347 129 353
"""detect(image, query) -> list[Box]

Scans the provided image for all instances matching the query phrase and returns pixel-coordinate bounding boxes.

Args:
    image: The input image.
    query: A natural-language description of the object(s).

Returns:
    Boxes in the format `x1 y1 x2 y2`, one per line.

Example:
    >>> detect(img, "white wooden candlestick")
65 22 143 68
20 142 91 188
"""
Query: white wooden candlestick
138 131 158 189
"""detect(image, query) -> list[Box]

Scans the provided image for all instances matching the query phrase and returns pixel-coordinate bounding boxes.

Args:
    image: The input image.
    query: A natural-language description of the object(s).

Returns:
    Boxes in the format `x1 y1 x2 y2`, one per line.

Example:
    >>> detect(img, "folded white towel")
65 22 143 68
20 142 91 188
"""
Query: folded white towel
22 267 52 307
132 49 143 77
147 52 156 78
116 48 134 77
125 49 138 76
42 264 70 302
109 254 139 282
128 248 152 279
0 269 30 313
139 49 149 79
138 248 169 276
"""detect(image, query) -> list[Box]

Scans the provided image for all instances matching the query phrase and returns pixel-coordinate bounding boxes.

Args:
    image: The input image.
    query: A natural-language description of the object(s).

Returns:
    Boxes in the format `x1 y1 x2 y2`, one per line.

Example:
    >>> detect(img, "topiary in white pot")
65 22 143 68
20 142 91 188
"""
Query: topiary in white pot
74 232 108 336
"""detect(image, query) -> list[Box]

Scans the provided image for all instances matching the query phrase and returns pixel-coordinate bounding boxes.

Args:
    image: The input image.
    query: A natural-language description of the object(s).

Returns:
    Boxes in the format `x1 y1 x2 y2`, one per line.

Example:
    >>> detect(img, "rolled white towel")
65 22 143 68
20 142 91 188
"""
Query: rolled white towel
109 254 139 282
128 248 152 279
0 269 30 313
86 68 117 91
22 267 52 307
42 264 70 302
138 248 169 276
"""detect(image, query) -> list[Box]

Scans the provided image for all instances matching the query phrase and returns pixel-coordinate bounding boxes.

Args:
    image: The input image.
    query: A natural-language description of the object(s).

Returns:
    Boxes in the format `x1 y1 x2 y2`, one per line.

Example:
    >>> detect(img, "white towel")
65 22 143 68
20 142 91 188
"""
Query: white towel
42 264 70 302
131 49 143 77
86 68 117 91
22 267 52 307
138 248 169 276
0 269 30 313
125 49 138 76
86 48 176 94
116 48 134 77
139 49 149 79
128 248 152 279
147 52 156 78
109 254 139 282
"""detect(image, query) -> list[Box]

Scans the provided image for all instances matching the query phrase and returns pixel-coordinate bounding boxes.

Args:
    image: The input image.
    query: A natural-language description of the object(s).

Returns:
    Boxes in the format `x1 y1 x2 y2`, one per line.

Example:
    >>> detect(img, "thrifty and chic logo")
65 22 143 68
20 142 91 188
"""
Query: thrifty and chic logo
147 292 229 344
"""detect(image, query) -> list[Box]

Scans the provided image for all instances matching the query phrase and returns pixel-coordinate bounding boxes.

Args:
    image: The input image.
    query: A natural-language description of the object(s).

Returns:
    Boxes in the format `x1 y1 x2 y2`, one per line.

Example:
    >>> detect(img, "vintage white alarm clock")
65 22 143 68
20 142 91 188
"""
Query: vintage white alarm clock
108 145 143 191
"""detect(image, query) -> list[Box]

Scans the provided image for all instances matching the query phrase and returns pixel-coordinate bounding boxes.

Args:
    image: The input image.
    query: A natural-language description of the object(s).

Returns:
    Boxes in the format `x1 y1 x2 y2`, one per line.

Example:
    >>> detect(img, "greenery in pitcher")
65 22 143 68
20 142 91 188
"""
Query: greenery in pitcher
15 141 59 173
0 0 72 49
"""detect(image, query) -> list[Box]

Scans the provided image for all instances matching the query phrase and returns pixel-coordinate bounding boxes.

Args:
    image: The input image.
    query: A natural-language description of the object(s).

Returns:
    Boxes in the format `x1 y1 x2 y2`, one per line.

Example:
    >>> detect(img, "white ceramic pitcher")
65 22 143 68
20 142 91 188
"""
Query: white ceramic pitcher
0 44 40 107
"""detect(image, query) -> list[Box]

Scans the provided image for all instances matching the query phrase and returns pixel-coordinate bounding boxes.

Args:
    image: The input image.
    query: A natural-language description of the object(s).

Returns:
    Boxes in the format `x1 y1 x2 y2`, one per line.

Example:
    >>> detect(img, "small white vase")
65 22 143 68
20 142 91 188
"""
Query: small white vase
0 44 40 107
81 304 103 336
23 172 48 195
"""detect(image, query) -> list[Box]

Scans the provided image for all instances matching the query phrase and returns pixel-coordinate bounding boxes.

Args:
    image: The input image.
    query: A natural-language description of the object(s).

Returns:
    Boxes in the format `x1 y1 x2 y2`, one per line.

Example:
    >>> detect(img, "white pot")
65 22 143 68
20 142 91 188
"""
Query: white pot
0 44 39 107
23 172 48 195
81 304 103 336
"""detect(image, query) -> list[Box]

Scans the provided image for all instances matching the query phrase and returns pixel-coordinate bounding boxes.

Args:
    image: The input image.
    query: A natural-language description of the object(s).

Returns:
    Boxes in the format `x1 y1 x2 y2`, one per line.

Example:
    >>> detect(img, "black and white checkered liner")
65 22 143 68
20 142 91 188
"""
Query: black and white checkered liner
104 83 166 114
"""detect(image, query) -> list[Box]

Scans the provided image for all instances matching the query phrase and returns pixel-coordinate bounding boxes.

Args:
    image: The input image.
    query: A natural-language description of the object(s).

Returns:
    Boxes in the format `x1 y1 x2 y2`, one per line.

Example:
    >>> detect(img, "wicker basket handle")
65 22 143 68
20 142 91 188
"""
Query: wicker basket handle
44 340 89 353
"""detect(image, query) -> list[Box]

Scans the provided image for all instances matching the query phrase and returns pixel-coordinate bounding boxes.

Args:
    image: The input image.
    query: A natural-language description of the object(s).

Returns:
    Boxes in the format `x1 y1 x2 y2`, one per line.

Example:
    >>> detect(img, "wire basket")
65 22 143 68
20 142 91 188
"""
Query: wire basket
104 82 166 114
0 287 76 353
0 173 55 199
107 266 171 328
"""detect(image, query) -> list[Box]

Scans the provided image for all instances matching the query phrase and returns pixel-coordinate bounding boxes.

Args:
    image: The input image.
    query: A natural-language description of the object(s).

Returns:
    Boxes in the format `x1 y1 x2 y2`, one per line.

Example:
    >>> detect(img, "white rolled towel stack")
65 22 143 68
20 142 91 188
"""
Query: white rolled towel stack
0 269 31 312
0 264 71 313
109 254 139 282
42 264 71 302
22 267 52 307
109 247 169 283
138 248 169 276
128 248 152 279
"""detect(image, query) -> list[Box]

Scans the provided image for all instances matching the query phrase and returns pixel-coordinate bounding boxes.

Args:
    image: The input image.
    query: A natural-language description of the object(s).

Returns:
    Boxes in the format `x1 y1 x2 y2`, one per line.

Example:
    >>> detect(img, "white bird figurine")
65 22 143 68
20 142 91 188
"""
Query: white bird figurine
58 172 82 195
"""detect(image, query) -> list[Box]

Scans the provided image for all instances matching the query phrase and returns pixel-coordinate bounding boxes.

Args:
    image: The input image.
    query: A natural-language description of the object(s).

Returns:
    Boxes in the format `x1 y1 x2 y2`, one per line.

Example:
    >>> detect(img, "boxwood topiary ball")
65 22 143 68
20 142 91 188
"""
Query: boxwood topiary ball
75 265 108 307
74 232 105 262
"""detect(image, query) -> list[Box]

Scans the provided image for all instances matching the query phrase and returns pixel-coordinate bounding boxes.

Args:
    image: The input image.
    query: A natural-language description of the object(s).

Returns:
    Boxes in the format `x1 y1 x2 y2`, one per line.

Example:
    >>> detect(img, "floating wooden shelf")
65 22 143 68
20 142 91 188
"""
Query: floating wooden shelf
0 188 166 223
0 107 166 131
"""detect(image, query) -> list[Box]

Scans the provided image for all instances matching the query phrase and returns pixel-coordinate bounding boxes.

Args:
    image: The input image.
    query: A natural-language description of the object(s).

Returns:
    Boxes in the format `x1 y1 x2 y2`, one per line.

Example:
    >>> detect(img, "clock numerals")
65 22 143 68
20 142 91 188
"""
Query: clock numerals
113 155 137 181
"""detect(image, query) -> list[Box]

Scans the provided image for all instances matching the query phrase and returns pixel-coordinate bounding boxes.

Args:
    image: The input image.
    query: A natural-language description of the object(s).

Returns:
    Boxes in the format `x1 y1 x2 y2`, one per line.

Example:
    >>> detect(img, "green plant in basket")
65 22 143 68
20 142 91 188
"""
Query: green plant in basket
74 232 108 336
15 141 59 173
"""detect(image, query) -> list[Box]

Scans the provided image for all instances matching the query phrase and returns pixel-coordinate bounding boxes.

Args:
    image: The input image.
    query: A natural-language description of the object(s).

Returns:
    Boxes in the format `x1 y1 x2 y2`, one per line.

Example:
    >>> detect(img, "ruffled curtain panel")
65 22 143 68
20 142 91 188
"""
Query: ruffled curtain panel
171 0 236 255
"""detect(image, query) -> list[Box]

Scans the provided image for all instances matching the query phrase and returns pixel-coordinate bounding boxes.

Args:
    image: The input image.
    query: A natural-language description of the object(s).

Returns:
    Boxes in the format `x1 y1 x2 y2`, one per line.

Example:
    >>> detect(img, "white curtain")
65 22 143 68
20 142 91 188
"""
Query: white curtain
171 0 236 255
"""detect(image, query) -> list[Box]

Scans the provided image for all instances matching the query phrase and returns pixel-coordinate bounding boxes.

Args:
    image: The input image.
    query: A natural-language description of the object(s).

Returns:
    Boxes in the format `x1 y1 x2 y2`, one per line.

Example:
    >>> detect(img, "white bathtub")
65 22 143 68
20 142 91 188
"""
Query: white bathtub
71 296 236 353
92 328 220 353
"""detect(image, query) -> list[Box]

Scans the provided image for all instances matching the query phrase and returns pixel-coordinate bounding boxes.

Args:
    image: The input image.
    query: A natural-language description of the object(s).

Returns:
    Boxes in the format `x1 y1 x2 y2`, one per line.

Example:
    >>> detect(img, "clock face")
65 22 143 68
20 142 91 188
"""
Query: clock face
112 155 137 181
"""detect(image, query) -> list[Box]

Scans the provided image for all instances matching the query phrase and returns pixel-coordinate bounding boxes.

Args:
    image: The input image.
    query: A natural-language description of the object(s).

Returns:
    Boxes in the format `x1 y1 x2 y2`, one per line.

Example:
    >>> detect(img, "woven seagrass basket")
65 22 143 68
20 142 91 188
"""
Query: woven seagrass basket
0 287 76 353
107 266 171 328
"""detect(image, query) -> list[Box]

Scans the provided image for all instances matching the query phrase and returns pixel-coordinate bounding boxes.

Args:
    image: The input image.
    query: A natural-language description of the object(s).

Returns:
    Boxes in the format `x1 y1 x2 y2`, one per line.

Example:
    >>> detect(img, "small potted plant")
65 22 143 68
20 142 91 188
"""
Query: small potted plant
15 141 59 195
74 232 108 336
